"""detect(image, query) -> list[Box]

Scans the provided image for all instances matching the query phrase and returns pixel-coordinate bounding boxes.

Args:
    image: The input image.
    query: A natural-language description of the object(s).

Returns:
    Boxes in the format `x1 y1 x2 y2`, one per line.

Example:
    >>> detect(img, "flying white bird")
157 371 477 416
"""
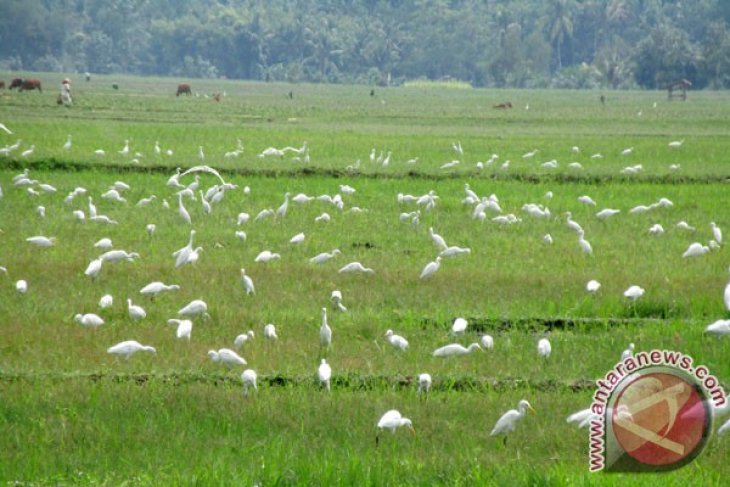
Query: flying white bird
318 359 332 391
490 399 536 443
107 340 156 359
432 343 482 357
385 329 409 351
376 410 415 445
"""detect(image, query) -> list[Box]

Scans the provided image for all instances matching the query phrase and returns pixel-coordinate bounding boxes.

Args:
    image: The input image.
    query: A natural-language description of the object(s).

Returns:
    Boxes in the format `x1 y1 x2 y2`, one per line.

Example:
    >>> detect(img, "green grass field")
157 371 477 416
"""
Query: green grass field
1 73 729 485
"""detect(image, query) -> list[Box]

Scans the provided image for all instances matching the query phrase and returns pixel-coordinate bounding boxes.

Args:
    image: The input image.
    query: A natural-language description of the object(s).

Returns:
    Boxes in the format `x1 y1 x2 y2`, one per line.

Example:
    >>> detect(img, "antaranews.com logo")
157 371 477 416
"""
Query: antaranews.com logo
589 349 726 473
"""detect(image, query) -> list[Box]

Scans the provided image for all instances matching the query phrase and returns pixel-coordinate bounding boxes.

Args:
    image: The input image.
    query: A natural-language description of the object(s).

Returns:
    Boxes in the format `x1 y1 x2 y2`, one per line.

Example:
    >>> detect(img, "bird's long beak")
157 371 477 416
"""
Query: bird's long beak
529 405 537 415
409 426 416 436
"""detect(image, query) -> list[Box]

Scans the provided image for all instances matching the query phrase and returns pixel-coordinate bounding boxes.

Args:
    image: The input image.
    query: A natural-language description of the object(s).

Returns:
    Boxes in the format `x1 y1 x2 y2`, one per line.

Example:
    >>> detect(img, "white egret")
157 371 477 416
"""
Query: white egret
292 193 314 204
490 399 536 444
235 230 247 242
620 147 634 156
586 280 601 294
140 282 180 297
668 140 684 148
676 221 695 232
331 290 347 312
107 340 156 359
376 410 415 446
338 262 374 274
310 249 341 264
276 193 290 219
241 369 257 396
705 319 730 336
320 308 332 349
199 192 212 214
234 330 255 347
419 257 442 280
146 224 156 237
682 242 709 258
621 343 635 361
240 268 255 295
440 246 471 258
264 323 278 340
100 250 139 262
98 294 113 309
208 348 247 366
725 270 730 311
94 238 113 249
543 234 553 245
178 193 191 224
578 236 593 255
254 250 281 263
480 335 494 350
26 236 55 247
172 230 196 267
84 258 103 279
537 338 551 359
648 224 665 235
432 343 481 357
15 280 27 294
565 212 583 235
73 210 85 220
21 145 35 158
178 299 209 319
168 319 192 340
385 329 409 351
75 313 104 327
566 408 597 428
596 208 621 219
290 232 305 245
624 285 645 301
254 208 274 222
318 359 332 391
101 189 126 203
429 227 448 251
452 317 468 335
36 206 45 218
417 373 432 395
38 183 56 193
127 299 146 320
315 212 331 223
711 222 722 245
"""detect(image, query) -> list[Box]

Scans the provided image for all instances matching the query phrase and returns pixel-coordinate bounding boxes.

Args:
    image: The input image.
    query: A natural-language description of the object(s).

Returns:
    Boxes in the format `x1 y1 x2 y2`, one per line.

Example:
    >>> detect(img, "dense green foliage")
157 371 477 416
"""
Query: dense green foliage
2 0 730 89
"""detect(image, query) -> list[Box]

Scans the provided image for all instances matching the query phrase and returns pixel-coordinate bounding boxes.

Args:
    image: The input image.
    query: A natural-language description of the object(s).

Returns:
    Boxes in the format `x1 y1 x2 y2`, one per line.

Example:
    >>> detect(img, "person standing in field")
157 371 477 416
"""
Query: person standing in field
59 78 72 106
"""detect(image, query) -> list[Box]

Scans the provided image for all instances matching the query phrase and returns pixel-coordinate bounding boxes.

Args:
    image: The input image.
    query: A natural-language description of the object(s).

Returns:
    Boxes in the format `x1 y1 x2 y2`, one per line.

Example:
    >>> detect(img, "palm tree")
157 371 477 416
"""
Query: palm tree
547 0 576 70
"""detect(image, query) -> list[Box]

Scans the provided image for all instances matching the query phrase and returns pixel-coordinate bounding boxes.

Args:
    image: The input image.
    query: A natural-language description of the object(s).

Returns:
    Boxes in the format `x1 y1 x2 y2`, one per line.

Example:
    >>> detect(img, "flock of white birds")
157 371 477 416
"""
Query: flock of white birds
2 131 730 443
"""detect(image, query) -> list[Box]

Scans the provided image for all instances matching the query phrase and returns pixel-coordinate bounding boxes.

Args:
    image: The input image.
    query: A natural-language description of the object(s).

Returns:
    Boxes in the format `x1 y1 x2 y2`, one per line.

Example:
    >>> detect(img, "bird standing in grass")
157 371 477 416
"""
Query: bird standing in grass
318 359 332 391
376 410 415 446
537 338 551 359
107 340 156 359
491 399 536 444
240 268 255 295
320 307 332 350
417 373 432 395
433 343 482 357
419 256 442 280
241 369 257 396
385 329 409 351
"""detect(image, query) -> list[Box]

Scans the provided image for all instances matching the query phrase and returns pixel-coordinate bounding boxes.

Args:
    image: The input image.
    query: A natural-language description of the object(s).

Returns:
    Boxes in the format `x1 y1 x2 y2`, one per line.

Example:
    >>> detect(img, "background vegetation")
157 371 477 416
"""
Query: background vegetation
2 0 730 89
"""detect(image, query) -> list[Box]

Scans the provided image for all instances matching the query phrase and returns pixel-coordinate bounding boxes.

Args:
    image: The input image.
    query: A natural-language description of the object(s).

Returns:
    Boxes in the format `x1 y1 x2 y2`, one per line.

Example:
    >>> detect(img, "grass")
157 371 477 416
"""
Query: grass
1 72 729 484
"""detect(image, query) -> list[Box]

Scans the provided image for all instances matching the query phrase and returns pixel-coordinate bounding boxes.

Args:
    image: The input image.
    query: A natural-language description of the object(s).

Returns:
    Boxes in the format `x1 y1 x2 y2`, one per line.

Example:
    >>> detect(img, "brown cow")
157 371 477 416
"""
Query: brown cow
176 83 192 96
493 101 513 109
0 81 5 89
9 78 23 89
11 78 42 92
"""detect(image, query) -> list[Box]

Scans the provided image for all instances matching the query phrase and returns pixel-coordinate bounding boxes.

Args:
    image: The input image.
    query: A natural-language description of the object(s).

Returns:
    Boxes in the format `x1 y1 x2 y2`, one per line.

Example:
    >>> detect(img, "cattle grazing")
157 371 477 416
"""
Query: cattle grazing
176 83 192 96
667 79 691 101
212 93 221 102
10 78 42 92
493 101 513 109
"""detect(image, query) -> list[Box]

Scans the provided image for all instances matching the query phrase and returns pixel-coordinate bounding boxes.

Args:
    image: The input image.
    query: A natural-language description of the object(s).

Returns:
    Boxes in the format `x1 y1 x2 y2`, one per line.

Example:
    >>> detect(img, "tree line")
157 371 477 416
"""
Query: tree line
1 0 729 89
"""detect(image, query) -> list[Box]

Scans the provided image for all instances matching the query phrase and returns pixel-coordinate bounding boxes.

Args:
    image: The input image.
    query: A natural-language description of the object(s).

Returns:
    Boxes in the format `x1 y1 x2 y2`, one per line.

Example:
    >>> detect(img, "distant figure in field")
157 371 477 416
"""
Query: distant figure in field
493 101 512 109
58 78 72 106
370 89 375 96
85 72 91 82
176 83 192 96
0 81 5 89
288 90 293 99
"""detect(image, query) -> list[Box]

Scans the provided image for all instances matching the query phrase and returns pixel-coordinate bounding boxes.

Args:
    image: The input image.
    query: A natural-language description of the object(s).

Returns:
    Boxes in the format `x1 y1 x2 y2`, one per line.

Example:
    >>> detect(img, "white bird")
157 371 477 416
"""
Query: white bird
624 285 645 301
578 236 593 255
385 329 409 351
452 317 468 335
565 212 583 235
682 242 709 258
318 359 332 391
140 282 180 297
568 162 583 170
419 257 442 280
621 343 635 361
127 299 146 320
725 270 730 311
711 222 722 245
621 147 634 156
338 262 374 274
240 268 255 295
566 408 596 428
481 335 494 350
276 193 290 219
208 348 247 366
578 195 597 206
676 221 695 231
241 369 257 396
107 340 156 359
38 183 56 193
315 212 331 223
432 343 481 357
648 224 665 235
26 236 55 247
254 250 281 263
264 323 278 340
15 280 28 294
319 307 332 349
331 290 347 312
172 230 196 267
198 146 205 162
290 232 305 245
705 319 730 336
596 208 621 219
178 299 209 318
417 373 432 395
376 410 415 445
119 140 130 156
0 122 13 134
75 313 104 327
100 250 139 262
522 149 538 159
178 193 191 224
490 399 536 442
428 227 448 251
167 319 192 340
537 338 551 359
234 330 255 347
101 189 126 203
146 224 156 237
586 280 601 294
668 140 684 148
543 234 553 245
254 208 274 222
84 258 103 279
292 193 314 204
99 294 113 309
73 210 85 220
21 145 35 158
166 168 183 188
310 249 341 264
440 246 471 258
